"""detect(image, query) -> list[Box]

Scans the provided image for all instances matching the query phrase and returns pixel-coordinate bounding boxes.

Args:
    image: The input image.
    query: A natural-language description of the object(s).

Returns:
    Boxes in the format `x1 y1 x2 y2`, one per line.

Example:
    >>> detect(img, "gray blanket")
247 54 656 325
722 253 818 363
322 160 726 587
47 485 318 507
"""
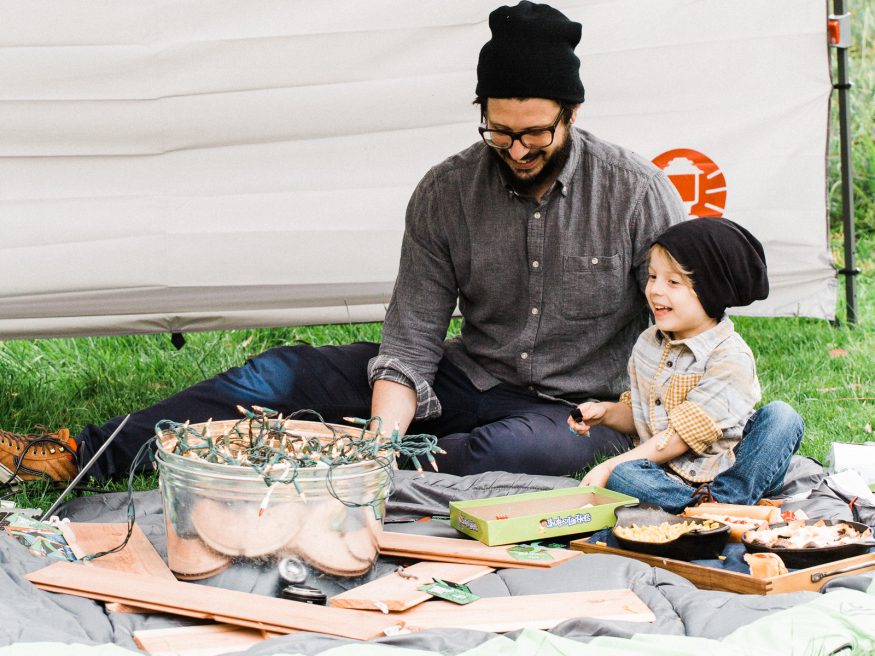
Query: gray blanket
1 457 871 654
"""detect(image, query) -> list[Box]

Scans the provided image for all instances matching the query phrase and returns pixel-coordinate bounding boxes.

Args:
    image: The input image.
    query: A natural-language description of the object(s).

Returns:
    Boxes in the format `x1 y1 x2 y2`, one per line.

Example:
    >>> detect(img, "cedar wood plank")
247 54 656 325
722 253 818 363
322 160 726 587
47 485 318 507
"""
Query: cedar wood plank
60 522 176 580
27 562 399 640
378 531 579 568
133 624 270 656
34 582 357 636
60 521 176 613
330 561 493 611
395 589 655 632
378 551 556 569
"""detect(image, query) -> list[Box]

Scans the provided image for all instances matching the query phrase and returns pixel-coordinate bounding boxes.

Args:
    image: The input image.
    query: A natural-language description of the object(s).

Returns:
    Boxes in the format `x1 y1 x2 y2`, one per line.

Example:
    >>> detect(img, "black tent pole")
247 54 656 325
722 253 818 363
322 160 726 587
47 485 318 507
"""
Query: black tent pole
832 0 858 324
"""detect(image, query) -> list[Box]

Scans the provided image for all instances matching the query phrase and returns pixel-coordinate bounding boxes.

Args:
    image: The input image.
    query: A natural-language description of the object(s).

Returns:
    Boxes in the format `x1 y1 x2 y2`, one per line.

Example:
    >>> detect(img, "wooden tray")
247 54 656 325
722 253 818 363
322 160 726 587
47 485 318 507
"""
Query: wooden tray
570 538 875 595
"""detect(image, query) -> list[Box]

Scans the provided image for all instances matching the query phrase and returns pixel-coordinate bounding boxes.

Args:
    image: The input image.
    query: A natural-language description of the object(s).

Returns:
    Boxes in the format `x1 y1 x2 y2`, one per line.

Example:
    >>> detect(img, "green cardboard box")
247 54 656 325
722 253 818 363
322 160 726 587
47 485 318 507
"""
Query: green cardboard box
449 486 638 546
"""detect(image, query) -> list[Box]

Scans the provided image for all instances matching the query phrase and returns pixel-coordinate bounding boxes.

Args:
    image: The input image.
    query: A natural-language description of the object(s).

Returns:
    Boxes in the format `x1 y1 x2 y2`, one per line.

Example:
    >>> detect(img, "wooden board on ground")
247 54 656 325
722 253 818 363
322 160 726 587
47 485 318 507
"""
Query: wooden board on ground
378 531 580 568
60 522 175 580
377 553 558 570
394 589 654 632
133 624 272 656
27 562 400 640
330 561 493 611
570 538 875 595
60 521 175 613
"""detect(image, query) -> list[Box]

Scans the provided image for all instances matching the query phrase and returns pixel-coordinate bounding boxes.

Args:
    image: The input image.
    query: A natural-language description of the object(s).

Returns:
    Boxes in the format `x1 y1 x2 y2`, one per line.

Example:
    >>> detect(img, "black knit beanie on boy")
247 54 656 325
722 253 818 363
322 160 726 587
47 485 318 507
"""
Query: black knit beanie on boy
654 217 769 319
476 1 586 103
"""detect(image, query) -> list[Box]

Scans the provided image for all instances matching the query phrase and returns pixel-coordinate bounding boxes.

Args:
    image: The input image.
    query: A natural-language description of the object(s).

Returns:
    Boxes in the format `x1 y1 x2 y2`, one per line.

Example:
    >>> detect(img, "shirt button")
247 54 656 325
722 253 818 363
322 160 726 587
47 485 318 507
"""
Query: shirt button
531 308 539 315
533 212 541 219
532 260 540 268
528 385 534 391
655 399 662 406
666 361 673 368
689 469 696 476
520 352 528 360
591 257 599 265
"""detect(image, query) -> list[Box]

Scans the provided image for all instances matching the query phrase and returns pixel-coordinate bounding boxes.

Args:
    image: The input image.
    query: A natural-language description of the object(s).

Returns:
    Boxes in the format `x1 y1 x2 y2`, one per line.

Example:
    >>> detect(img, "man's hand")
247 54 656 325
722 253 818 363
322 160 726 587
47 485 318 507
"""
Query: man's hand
567 401 607 435
578 460 614 489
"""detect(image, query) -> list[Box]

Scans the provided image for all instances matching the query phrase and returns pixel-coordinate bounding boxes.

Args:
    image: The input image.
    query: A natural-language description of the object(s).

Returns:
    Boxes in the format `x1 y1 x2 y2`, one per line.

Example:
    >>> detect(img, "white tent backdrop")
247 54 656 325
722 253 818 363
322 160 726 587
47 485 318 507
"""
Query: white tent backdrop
0 0 835 339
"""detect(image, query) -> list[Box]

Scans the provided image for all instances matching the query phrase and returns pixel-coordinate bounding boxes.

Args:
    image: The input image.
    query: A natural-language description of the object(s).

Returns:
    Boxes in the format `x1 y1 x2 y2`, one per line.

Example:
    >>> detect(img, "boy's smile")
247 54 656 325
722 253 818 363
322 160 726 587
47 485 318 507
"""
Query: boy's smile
646 248 717 340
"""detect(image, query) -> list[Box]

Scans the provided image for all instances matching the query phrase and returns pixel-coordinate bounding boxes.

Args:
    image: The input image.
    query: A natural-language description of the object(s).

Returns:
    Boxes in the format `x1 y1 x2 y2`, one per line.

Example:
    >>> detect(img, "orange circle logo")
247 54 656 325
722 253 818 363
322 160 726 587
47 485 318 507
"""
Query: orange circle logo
652 148 727 219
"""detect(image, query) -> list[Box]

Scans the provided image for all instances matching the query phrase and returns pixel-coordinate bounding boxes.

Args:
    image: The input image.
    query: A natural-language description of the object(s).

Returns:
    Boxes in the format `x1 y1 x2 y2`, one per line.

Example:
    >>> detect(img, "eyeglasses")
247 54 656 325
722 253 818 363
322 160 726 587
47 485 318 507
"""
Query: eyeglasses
478 109 566 150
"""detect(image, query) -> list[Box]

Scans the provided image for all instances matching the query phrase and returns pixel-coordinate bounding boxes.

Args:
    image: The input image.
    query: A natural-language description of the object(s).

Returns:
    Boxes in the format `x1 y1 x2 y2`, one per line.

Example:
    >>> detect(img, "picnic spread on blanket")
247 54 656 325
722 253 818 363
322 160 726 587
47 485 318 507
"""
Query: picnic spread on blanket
3 414 875 655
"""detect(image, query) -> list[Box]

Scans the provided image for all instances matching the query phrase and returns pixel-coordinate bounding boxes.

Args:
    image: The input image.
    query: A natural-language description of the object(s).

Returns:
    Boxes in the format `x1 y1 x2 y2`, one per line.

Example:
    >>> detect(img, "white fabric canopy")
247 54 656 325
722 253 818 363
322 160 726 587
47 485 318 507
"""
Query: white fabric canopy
0 0 835 339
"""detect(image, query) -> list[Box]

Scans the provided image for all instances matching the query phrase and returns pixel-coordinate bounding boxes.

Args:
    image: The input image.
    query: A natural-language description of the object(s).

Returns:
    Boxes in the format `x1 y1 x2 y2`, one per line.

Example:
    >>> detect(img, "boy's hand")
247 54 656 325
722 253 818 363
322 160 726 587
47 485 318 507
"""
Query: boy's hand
578 460 613 489
567 402 607 435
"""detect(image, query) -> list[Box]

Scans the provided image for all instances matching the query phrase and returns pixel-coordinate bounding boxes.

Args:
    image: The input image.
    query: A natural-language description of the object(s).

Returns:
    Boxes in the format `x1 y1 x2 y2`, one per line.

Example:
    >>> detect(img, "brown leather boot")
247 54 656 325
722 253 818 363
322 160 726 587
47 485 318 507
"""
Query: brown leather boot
0 428 78 483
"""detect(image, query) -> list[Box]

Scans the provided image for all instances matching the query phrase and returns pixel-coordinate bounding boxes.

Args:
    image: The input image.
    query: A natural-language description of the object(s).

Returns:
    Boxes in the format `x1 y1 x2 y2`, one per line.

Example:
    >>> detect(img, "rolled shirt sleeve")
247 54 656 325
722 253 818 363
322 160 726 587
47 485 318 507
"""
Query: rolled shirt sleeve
367 354 442 420
668 346 761 455
667 402 722 455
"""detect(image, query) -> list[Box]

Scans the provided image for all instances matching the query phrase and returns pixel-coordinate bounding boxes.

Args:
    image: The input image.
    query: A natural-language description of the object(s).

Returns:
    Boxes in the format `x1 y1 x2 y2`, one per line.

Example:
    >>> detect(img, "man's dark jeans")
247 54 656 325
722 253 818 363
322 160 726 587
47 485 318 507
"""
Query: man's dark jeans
78 342 632 480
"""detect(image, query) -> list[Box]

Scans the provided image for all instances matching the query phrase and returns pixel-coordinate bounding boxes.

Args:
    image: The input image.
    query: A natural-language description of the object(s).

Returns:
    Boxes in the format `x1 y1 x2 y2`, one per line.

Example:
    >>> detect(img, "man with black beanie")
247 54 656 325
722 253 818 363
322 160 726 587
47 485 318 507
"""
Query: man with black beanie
19 2 688 483
367 0 689 474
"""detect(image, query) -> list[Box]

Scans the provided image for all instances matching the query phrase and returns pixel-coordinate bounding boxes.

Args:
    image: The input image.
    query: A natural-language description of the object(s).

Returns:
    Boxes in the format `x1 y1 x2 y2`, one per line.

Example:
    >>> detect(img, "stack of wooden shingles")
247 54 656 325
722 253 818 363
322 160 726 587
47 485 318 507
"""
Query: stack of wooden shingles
26 523 655 654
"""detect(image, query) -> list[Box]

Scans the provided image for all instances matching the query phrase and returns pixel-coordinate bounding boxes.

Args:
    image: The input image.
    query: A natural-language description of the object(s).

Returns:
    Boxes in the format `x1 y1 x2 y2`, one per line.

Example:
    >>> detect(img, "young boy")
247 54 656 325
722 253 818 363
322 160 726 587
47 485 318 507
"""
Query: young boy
568 218 804 513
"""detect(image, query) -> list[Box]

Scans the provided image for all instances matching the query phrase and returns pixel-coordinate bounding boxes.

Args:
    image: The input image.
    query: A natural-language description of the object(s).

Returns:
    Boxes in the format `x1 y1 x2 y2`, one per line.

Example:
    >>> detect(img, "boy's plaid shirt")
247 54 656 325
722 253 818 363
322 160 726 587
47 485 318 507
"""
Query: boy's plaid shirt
620 317 760 483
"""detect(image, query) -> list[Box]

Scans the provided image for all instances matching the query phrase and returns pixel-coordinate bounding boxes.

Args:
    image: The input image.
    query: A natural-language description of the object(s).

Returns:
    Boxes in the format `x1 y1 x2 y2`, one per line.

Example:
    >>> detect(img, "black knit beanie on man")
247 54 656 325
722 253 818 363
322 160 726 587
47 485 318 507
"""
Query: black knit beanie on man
476 1 585 103
654 218 769 319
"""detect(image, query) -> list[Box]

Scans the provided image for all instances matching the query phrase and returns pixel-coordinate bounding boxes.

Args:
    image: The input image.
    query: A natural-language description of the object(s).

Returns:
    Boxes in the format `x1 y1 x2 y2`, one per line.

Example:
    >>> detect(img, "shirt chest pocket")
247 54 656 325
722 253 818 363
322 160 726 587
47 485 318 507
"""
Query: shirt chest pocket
664 372 702 412
561 254 623 319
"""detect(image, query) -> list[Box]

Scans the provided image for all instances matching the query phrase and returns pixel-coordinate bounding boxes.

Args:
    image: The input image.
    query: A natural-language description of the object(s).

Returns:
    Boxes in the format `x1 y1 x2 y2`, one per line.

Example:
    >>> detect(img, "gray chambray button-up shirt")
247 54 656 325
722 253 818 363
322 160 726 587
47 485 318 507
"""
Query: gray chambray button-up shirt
369 127 686 419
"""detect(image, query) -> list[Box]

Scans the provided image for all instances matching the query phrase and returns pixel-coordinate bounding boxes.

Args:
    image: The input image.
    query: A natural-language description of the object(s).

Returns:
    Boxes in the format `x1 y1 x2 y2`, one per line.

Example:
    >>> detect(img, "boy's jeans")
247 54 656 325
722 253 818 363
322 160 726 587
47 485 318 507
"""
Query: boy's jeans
606 401 805 513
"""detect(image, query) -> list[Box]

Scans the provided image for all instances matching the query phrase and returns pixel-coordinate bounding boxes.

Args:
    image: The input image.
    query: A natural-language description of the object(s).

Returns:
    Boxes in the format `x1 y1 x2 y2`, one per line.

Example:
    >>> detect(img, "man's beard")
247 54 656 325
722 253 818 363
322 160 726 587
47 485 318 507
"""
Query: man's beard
492 132 573 195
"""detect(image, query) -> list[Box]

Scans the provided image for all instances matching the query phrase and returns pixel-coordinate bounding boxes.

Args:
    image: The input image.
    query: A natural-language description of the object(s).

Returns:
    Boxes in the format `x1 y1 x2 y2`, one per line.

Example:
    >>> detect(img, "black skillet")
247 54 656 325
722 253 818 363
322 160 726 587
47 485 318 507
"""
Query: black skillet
741 519 874 569
612 504 730 561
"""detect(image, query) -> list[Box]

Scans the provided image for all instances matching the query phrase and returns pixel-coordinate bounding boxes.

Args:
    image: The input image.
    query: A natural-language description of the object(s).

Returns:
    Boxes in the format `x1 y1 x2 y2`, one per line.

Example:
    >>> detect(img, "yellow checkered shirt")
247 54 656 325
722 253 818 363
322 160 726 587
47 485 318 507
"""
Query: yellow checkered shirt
621 317 760 483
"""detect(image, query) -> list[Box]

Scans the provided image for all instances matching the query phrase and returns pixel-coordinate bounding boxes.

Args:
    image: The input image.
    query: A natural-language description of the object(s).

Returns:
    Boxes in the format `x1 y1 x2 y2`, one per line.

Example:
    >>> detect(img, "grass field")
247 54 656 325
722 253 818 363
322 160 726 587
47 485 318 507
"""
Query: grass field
3 3 874 510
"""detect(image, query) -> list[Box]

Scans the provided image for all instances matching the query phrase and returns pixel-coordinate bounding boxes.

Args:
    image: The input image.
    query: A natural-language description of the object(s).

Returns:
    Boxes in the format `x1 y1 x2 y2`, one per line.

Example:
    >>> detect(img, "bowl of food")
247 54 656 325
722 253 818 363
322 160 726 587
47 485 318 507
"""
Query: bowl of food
742 519 874 569
682 503 777 542
612 504 730 561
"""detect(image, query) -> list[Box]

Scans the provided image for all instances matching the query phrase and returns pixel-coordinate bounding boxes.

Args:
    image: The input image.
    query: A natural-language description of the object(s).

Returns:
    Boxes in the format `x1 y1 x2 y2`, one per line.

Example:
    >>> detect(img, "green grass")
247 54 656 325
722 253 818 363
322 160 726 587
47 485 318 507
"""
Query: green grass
828 0 875 241
0 323 385 436
734 237 875 463
4 2 874 511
